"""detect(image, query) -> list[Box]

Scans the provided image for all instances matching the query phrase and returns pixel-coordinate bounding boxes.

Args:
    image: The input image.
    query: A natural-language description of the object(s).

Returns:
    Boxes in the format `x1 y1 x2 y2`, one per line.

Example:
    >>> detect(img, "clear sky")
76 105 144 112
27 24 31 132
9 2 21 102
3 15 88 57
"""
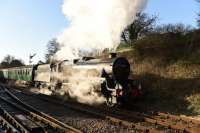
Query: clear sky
0 0 198 64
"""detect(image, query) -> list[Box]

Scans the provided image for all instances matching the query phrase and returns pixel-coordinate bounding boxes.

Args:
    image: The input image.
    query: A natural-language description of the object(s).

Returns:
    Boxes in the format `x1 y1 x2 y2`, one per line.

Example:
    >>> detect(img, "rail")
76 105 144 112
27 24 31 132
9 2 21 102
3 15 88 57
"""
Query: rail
0 85 82 133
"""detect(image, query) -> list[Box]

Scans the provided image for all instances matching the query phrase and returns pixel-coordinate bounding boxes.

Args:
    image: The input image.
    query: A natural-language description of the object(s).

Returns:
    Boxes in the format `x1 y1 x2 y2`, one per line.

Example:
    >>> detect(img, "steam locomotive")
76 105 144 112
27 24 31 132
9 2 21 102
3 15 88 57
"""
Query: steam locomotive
0 54 143 106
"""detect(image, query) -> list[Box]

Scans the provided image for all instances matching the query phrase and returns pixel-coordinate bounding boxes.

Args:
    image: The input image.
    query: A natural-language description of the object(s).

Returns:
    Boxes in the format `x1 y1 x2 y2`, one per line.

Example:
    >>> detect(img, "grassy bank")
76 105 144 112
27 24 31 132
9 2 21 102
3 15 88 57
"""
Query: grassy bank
117 30 200 115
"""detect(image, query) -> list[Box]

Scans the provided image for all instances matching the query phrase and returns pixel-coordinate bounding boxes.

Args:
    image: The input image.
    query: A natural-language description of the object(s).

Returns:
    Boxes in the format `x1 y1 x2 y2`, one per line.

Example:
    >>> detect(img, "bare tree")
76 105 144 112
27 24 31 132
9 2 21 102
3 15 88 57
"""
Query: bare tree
45 38 60 63
196 0 200 27
154 23 193 34
3 55 15 64
197 14 200 27
121 12 157 43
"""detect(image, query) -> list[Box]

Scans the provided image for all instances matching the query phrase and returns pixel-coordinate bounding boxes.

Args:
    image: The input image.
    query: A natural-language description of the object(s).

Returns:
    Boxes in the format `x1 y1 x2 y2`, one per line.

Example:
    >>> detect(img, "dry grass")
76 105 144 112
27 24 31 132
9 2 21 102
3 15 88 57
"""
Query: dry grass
117 50 200 115
99 31 200 115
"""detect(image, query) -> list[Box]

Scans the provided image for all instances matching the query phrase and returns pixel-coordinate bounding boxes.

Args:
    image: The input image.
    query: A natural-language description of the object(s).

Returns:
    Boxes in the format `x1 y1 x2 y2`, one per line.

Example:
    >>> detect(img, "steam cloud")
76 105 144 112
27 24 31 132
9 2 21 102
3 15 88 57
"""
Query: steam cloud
55 0 148 60
50 0 147 104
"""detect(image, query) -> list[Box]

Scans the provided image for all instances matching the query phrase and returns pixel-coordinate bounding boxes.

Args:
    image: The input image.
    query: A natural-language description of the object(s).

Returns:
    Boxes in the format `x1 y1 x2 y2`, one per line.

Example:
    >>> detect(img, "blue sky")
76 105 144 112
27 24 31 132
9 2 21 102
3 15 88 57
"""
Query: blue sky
145 0 198 26
0 0 198 64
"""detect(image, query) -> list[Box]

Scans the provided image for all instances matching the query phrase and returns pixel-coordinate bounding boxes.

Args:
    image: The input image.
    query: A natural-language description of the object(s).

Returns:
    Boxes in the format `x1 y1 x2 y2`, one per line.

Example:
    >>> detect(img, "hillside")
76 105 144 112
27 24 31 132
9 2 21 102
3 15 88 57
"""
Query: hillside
118 30 200 115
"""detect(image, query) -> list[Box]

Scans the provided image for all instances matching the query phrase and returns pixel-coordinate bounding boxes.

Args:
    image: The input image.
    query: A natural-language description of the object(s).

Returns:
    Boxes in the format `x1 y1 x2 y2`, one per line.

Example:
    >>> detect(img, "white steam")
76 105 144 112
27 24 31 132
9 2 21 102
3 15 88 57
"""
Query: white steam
51 0 148 105
50 64 111 105
56 0 148 60
64 70 106 105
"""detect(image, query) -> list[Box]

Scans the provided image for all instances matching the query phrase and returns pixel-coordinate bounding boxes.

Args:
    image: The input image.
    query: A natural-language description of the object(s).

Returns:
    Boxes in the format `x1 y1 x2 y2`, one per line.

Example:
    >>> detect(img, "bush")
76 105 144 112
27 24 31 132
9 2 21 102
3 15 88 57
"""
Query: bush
132 30 200 64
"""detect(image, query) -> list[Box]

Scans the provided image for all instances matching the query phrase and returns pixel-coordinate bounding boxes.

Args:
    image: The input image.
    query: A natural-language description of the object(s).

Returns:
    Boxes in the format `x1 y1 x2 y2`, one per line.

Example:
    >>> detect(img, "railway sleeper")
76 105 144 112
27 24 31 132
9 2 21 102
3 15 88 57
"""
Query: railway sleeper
151 115 200 130
144 117 200 133
0 116 20 133
106 116 162 133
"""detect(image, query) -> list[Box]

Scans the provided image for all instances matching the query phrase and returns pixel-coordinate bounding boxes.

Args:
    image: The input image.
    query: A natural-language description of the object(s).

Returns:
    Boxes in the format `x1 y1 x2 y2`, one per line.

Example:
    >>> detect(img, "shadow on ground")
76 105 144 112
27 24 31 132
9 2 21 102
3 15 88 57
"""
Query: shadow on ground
134 73 200 115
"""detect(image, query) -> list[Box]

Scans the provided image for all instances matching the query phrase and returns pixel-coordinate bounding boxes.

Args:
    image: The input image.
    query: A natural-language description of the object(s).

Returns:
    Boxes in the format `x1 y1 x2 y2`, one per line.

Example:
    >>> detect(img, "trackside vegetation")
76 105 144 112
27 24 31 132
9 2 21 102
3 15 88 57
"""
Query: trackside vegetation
117 27 200 115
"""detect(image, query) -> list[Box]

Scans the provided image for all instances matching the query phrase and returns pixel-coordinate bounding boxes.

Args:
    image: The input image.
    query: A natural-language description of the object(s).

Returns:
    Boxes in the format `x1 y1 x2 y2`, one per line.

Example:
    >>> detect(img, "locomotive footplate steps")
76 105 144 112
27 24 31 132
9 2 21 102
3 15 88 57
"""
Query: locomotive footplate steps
0 85 83 133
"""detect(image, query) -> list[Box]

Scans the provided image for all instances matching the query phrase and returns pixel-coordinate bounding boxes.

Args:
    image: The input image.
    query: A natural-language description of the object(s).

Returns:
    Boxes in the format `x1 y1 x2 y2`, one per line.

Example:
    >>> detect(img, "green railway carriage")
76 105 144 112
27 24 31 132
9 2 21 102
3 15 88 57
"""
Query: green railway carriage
0 66 33 81
0 69 7 79
0 69 8 79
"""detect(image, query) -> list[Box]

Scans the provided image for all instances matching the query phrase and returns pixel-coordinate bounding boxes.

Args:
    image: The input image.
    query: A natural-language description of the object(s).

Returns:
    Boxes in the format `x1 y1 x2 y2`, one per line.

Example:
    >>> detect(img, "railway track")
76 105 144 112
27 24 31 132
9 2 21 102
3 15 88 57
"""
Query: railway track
2 85 200 133
0 85 142 133
111 108 200 133
24 93 200 133
0 85 82 133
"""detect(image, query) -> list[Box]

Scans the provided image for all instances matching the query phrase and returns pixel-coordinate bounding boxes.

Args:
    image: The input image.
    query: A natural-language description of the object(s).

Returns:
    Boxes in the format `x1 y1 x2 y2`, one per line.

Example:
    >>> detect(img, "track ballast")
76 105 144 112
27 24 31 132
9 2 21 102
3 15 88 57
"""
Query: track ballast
2 85 200 133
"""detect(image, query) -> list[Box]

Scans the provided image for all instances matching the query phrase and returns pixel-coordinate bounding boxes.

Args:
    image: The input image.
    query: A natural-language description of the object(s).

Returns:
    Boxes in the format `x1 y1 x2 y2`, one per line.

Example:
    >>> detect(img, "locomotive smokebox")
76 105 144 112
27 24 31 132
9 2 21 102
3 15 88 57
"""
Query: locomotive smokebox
112 57 130 84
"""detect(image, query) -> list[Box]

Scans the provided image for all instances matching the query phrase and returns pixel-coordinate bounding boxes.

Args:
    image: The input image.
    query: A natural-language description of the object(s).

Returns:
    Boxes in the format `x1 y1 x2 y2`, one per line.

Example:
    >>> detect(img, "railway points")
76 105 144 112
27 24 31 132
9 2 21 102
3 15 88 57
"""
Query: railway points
0 85 82 133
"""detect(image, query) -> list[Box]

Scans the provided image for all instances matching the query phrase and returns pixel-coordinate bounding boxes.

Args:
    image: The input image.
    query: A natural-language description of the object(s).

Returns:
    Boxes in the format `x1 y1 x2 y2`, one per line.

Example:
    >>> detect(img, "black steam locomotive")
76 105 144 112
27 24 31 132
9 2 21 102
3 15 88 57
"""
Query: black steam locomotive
0 54 143 106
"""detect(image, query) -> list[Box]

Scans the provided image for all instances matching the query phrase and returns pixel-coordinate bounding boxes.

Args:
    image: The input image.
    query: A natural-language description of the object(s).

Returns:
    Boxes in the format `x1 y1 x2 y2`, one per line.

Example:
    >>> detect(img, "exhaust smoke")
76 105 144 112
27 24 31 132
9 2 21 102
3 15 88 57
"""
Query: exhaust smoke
56 0 148 60
50 0 148 104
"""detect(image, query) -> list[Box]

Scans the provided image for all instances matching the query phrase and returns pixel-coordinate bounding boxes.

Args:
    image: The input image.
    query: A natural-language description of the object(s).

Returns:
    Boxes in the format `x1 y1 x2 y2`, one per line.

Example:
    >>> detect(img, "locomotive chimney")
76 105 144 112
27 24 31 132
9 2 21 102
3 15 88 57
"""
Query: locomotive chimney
109 53 117 59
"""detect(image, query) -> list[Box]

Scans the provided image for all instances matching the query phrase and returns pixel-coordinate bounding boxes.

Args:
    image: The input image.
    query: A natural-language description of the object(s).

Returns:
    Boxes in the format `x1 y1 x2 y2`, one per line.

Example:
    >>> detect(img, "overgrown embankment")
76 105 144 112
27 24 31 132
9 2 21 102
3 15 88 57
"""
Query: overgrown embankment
118 30 200 115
